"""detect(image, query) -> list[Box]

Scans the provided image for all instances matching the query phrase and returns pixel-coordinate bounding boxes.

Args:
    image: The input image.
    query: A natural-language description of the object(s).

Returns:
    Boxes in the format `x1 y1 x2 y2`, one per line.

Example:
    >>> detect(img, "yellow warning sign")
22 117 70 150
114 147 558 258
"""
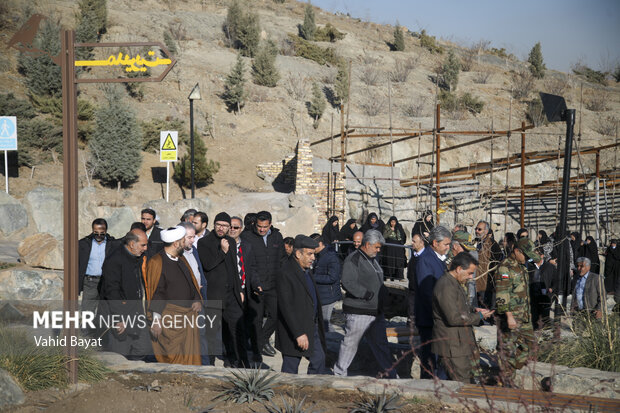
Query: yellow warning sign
161 133 176 150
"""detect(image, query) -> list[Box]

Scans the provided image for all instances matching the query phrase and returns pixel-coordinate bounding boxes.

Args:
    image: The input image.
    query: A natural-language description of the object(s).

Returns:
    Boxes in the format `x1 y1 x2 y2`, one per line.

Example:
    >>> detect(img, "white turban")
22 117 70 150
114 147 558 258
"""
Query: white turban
160 226 186 243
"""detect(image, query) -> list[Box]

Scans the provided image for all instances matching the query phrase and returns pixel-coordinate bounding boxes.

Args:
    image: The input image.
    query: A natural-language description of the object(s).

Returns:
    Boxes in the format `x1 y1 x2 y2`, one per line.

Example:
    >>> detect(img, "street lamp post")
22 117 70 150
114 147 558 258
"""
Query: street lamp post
188 83 201 198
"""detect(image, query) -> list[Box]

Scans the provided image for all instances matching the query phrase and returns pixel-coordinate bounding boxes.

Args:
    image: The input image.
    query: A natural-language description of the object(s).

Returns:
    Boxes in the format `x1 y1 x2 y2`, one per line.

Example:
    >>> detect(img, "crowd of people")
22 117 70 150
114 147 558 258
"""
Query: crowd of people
78 207 619 385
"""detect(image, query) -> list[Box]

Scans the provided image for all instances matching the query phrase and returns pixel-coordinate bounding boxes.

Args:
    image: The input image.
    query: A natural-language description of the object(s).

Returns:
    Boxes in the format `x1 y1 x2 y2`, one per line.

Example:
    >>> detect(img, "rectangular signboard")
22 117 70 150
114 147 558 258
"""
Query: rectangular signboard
0 116 17 150
160 130 178 162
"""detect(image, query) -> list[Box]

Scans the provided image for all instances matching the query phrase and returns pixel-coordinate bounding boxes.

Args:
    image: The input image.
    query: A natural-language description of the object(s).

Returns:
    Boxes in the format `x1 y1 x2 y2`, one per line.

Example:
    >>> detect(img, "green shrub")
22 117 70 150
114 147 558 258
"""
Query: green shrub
525 97 546 127
163 29 178 56
334 62 349 106
572 63 607 85
0 326 108 391
140 118 189 153
173 128 219 187
419 29 443 54
287 34 342 66
538 314 620 372
299 2 316 41
252 40 280 87
314 23 345 42
215 369 277 404
223 0 260 57
439 90 484 115
308 82 326 127
89 86 142 188
223 54 247 112
17 17 62 98
75 0 107 60
440 49 461 91
527 42 546 79
350 391 404 413
614 65 620 82
392 24 404 51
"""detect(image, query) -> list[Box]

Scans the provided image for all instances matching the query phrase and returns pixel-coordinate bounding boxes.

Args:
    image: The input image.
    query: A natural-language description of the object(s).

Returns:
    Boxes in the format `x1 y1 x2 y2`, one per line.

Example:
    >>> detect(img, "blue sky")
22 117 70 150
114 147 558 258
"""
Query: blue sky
310 0 620 73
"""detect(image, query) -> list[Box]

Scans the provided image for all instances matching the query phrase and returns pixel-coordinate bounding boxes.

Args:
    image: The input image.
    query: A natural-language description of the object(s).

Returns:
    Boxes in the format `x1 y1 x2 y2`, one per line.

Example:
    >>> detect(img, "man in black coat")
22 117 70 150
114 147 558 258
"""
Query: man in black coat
99 229 151 360
197 212 243 366
79 218 115 317
240 210 286 357
276 235 328 374
142 208 163 258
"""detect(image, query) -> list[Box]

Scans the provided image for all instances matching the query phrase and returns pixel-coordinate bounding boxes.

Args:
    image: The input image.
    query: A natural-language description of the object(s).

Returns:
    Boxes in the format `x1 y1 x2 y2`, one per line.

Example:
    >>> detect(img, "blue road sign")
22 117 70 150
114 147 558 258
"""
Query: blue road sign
0 117 17 151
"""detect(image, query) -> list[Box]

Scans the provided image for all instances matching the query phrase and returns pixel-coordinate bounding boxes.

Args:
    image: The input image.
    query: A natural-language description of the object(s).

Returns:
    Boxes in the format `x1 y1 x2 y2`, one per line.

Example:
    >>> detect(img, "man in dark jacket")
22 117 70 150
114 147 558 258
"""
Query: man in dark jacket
240 210 286 357
142 208 163 258
276 235 328 374
333 229 396 378
99 229 150 360
407 233 425 327
310 234 342 333
197 212 242 365
79 218 115 317
432 252 493 382
571 257 606 319
415 225 452 379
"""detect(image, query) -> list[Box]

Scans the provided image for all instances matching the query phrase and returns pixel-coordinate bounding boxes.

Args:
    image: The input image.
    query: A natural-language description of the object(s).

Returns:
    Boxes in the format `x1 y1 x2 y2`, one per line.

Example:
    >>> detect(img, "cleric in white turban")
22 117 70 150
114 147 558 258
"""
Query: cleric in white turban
145 225 203 365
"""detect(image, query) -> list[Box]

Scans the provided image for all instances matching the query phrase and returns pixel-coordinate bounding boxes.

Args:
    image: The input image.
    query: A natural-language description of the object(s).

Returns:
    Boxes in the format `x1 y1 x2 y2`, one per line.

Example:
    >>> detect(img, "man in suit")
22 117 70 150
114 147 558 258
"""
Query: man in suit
142 208 163 258
79 218 115 318
197 212 243 366
99 229 150 360
415 225 452 379
276 235 328 374
178 222 209 365
432 252 494 382
406 233 425 328
571 257 606 321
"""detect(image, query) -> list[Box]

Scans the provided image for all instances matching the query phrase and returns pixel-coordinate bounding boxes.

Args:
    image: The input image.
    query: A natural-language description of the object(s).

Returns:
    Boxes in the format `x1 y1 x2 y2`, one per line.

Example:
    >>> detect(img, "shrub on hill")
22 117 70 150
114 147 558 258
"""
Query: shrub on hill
527 42 546 79
89 86 142 189
419 29 443 54
174 128 220 188
299 2 316 41
392 24 405 51
314 23 345 42
223 0 261 57
223 54 247 113
252 40 280 87
287 34 342 66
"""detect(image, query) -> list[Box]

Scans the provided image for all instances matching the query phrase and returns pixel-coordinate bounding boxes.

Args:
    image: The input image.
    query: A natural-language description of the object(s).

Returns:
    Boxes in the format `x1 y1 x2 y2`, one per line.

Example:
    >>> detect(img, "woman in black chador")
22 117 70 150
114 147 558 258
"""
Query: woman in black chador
584 236 601 274
411 210 434 243
321 215 340 245
360 212 385 234
338 218 358 258
382 216 407 280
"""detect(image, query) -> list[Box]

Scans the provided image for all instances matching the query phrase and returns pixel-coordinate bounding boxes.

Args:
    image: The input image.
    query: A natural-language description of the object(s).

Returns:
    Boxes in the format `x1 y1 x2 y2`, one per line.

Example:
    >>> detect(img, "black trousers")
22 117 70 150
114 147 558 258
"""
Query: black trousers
223 302 249 367
248 288 278 349
530 289 551 330
418 326 435 379
281 324 327 374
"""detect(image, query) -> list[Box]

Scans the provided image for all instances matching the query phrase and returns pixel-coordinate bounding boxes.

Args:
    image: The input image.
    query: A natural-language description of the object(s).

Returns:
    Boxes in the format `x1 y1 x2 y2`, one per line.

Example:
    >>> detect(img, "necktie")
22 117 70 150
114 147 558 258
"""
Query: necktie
238 244 246 289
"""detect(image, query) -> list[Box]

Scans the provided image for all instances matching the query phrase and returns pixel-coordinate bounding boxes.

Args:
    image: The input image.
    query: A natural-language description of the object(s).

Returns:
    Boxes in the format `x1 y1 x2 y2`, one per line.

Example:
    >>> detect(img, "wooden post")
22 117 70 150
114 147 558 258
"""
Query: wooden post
435 104 441 223
329 113 334 217
61 29 79 384
388 81 395 216
520 121 526 227
595 151 600 245
340 105 345 173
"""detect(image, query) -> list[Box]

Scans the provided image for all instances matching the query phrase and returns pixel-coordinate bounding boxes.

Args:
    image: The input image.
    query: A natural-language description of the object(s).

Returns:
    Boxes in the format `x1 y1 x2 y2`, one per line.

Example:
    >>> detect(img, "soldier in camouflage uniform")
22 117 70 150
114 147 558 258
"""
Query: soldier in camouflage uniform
494 237 541 386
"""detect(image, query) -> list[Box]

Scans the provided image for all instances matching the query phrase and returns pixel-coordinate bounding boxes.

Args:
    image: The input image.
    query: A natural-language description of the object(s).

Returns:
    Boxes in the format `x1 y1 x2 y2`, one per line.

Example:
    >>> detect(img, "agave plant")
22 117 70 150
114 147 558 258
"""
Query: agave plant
349 391 404 413
215 368 278 404
265 395 322 413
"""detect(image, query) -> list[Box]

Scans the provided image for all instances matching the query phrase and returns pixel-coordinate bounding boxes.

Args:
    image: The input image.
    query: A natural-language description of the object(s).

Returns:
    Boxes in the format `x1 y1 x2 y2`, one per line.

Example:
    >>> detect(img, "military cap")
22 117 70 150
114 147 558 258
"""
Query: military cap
453 230 476 251
516 237 541 262
294 234 319 249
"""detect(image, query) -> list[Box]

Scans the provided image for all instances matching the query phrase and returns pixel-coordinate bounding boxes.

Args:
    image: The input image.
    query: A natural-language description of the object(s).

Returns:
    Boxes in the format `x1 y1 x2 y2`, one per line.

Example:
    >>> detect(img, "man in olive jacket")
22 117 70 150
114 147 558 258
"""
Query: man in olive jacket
275 235 327 374
432 253 494 382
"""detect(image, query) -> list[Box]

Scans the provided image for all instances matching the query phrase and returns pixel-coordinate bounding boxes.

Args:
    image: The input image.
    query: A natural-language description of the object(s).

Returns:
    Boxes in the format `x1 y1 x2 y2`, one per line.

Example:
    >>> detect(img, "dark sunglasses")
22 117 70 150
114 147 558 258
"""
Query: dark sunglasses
231 226 241 230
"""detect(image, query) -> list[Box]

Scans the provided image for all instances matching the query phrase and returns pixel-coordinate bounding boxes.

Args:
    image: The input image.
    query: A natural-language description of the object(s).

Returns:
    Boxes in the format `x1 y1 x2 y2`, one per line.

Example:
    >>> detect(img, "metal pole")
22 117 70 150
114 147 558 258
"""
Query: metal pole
388 80 395 216
61 28 79 384
595 151 600 246
556 109 576 318
435 104 441 223
4 150 8 194
489 119 494 228
190 98 195 198
166 162 170 202
520 122 526 227
329 113 334 217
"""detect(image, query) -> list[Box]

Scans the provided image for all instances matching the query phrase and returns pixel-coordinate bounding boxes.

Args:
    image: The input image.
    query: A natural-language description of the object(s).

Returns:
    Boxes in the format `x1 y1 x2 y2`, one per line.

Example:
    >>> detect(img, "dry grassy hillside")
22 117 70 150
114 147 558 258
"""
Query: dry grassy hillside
0 0 618 210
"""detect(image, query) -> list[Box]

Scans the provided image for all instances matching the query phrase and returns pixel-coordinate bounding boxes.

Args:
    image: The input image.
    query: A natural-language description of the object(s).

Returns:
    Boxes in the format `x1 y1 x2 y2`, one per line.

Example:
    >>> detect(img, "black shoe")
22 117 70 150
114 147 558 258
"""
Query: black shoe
262 343 276 357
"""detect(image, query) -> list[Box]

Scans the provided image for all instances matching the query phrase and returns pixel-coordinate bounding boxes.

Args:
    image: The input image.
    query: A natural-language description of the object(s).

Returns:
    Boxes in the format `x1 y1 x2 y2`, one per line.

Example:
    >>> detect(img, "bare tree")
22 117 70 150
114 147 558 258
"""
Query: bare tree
511 69 535 99
473 70 492 84
585 89 610 112
360 63 381 86
283 73 308 101
360 87 386 117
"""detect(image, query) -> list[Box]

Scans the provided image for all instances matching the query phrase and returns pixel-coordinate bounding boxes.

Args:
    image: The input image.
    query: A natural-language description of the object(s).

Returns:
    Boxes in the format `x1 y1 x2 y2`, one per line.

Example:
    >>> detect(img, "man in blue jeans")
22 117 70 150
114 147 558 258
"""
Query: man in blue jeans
334 229 397 379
